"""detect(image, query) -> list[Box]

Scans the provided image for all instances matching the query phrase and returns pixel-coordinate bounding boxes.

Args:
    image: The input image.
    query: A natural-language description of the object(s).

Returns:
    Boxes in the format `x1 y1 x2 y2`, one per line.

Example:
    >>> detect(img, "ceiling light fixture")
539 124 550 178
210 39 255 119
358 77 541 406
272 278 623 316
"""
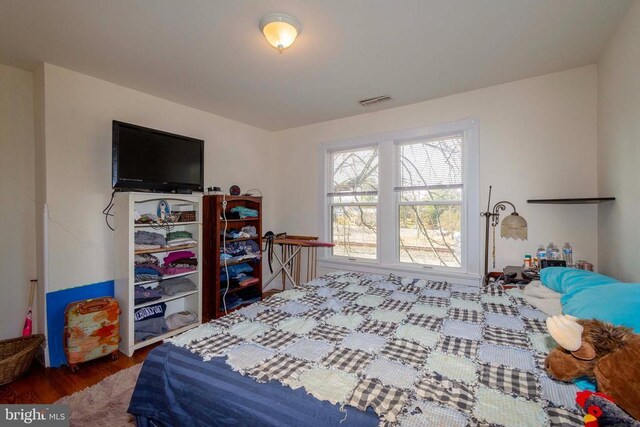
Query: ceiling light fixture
260 13 302 52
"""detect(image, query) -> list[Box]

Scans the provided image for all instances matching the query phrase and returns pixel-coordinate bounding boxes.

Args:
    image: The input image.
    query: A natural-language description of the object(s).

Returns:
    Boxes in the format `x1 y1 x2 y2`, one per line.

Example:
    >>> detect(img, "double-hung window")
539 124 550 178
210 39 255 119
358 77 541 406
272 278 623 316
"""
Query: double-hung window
320 119 479 279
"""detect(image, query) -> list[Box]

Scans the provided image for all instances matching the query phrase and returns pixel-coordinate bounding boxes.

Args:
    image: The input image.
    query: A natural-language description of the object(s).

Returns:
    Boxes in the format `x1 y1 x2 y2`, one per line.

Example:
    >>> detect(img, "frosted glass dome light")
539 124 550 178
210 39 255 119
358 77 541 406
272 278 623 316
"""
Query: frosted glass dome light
260 13 302 51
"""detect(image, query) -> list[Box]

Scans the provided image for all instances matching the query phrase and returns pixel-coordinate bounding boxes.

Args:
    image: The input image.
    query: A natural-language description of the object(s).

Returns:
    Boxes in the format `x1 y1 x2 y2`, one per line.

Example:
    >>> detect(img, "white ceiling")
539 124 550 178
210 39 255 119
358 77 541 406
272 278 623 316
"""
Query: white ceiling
0 0 631 131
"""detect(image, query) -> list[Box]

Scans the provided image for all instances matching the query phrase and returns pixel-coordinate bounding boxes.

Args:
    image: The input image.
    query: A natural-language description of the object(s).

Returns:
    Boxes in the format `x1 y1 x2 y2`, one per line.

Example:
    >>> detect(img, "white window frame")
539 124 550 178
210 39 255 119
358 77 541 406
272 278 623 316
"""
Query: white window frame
318 119 480 284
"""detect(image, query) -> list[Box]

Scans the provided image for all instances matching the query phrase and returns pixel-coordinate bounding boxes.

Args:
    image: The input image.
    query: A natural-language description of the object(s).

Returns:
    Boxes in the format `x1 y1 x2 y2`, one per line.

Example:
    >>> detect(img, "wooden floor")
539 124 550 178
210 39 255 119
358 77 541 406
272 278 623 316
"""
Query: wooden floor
0 345 158 404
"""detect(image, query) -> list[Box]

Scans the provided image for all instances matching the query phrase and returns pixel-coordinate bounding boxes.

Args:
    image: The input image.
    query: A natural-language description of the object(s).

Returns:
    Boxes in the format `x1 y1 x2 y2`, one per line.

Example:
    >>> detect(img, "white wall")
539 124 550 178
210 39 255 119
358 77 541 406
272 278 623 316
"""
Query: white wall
0 63 36 339
39 64 275 292
272 65 599 278
597 0 640 282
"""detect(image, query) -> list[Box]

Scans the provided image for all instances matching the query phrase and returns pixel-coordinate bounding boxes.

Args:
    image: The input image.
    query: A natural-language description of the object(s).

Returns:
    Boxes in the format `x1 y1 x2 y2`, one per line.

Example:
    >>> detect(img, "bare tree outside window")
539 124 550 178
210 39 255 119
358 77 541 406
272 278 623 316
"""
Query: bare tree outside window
396 134 463 267
329 147 378 259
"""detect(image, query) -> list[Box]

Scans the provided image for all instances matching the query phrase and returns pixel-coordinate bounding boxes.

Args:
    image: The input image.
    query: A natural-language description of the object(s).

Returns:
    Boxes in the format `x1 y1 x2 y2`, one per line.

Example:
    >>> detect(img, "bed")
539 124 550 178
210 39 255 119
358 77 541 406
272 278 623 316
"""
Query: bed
128 271 585 426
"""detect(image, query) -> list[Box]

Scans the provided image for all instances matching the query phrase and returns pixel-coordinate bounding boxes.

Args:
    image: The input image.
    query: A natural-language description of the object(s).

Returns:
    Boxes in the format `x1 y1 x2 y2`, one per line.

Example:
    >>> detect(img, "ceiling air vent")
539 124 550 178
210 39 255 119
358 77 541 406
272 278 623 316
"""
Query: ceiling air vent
359 95 392 107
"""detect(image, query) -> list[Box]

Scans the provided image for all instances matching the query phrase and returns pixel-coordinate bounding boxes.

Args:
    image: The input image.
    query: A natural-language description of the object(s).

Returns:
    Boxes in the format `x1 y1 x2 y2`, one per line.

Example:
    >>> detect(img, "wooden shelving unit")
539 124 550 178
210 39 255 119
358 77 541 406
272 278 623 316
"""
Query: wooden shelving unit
114 192 202 357
202 195 263 319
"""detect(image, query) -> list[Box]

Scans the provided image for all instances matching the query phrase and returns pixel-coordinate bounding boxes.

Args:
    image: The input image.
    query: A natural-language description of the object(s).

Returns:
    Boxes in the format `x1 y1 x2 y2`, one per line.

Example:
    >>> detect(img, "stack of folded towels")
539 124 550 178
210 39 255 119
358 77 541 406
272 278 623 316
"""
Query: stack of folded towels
134 231 166 251
165 230 197 248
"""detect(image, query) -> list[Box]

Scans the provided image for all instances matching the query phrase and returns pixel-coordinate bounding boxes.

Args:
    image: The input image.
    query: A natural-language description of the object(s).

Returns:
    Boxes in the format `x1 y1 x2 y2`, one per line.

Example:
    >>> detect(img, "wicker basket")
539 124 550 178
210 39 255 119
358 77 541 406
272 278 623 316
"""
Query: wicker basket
0 334 44 386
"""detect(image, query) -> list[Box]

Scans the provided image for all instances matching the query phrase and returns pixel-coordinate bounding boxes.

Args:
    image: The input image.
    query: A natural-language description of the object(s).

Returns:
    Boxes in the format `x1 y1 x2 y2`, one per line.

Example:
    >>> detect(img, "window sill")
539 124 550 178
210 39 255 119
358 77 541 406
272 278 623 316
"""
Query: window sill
317 258 482 286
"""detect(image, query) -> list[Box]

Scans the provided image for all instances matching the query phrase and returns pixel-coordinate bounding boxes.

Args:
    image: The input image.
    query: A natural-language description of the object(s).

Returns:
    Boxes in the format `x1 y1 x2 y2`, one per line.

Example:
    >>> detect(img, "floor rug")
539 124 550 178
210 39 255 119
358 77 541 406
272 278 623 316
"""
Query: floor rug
55 364 142 427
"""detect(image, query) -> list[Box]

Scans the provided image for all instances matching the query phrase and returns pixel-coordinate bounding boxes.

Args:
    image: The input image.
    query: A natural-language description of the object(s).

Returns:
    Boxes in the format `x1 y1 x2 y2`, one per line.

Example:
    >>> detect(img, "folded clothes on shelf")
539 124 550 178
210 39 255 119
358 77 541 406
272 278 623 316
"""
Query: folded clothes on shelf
229 206 258 218
135 253 160 265
135 230 166 247
134 317 168 342
135 243 161 251
166 231 192 242
166 310 198 330
134 302 166 322
135 285 163 304
135 264 164 282
166 237 198 247
164 251 196 265
159 276 197 296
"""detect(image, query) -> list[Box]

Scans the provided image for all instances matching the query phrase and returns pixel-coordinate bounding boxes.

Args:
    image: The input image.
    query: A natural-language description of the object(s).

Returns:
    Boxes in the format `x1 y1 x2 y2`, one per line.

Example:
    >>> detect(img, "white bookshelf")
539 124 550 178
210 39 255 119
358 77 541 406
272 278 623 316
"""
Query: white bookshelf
114 192 202 357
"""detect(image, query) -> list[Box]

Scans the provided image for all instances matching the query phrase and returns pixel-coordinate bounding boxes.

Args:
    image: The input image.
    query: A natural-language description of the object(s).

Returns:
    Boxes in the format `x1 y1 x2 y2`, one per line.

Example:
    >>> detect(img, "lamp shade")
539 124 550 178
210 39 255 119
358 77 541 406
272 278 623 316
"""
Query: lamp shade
500 212 528 240
260 13 301 51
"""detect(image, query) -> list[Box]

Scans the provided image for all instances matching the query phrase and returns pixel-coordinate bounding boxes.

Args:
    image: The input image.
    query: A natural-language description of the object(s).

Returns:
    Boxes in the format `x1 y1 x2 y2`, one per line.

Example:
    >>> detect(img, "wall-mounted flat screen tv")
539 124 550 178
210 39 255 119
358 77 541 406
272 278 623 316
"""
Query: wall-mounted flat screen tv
112 121 204 192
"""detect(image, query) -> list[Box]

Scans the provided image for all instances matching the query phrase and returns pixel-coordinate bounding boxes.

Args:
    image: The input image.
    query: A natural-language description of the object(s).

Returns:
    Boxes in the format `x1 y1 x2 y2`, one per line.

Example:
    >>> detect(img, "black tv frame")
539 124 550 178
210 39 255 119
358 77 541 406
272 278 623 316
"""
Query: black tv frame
112 120 204 193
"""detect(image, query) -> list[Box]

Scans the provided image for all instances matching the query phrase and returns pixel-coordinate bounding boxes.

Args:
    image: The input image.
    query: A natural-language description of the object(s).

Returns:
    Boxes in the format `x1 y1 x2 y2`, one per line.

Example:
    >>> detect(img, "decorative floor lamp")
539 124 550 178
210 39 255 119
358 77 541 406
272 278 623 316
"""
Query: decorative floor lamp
480 186 528 278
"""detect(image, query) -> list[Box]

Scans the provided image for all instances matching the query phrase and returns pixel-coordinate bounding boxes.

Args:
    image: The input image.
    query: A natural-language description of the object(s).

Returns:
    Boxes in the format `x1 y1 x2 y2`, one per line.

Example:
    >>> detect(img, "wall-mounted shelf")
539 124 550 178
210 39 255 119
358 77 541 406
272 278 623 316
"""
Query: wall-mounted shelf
527 197 615 204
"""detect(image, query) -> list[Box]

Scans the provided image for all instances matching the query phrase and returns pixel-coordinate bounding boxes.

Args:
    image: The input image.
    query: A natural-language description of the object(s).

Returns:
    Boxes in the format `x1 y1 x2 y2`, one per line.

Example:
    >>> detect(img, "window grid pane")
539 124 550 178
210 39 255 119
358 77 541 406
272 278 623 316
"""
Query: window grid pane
330 146 378 197
331 205 377 259
398 204 461 267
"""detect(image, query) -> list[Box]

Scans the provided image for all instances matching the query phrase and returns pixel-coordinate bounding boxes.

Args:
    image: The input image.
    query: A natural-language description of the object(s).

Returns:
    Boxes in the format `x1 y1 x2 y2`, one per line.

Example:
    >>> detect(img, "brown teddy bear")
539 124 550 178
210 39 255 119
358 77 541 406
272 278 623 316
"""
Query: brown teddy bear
544 315 640 421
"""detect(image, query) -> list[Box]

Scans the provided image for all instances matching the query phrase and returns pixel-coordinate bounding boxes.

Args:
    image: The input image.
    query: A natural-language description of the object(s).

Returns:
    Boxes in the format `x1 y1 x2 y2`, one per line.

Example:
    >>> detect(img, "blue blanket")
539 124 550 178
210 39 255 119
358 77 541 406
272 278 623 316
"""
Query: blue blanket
128 343 378 426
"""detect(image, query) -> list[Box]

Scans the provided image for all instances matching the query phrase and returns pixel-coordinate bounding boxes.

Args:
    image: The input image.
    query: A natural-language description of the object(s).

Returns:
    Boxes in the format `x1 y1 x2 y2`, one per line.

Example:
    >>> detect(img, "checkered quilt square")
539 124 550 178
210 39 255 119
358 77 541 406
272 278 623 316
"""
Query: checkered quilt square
321 347 373 374
260 296 287 308
348 379 410 423
335 291 362 303
437 336 479 358
189 333 244 355
482 302 519 316
253 329 299 350
397 284 422 294
481 285 505 296
449 308 483 323
512 297 534 308
406 313 442 331
415 373 475 412
483 326 529 348
247 354 310 383
342 304 375 317
308 324 350 342
424 281 450 291
450 292 480 302
298 294 327 306
359 319 397 337
379 299 414 312
546 407 584 427
417 296 449 307
303 308 335 321
479 364 538 399
209 313 245 329
325 281 350 290
523 317 548 334
380 338 430 367
367 287 393 298
254 310 291 326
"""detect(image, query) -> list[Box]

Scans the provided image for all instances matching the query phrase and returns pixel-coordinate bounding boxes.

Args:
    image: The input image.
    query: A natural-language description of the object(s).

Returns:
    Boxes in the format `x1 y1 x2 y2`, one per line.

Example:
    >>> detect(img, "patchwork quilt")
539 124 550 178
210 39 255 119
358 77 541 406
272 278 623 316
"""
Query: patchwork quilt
168 271 585 426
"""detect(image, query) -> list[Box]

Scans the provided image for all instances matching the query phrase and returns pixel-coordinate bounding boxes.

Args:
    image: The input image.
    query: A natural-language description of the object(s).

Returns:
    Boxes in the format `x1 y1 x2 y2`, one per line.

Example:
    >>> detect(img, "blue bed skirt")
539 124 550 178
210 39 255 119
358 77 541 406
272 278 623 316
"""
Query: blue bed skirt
128 343 379 426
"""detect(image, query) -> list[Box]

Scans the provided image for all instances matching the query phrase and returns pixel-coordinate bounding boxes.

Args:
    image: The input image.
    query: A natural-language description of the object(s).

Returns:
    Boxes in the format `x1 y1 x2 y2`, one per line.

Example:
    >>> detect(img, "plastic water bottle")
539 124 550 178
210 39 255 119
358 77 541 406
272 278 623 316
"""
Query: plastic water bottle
536 244 546 267
547 242 560 260
562 242 573 266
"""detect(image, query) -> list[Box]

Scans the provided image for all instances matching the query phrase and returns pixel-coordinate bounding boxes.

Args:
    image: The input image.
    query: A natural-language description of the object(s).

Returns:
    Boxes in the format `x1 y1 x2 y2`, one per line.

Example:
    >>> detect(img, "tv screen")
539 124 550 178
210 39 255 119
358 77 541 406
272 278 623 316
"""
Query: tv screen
112 121 204 192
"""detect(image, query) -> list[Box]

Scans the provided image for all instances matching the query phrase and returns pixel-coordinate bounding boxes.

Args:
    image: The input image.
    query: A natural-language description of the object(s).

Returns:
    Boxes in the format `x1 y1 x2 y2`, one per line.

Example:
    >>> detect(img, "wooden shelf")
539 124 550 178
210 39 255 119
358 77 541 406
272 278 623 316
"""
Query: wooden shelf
219 281 261 296
220 257 261 267
527 197 615 204
134 243 197 255
223 236 260 243
204 195 263 319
